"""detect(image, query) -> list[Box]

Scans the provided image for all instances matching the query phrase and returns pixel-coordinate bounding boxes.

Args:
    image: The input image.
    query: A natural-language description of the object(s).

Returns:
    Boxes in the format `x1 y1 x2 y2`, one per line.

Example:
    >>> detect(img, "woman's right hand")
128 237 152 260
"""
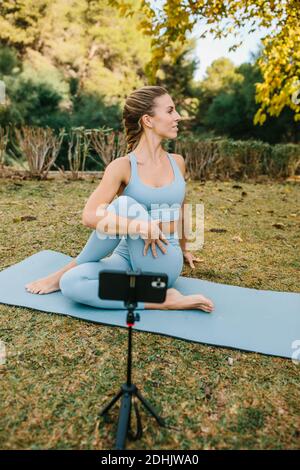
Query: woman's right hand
139 219 169 258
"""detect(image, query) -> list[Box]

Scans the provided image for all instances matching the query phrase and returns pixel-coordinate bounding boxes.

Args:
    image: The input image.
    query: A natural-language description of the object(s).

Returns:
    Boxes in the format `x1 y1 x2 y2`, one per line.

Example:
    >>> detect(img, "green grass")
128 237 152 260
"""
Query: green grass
0 177 299 450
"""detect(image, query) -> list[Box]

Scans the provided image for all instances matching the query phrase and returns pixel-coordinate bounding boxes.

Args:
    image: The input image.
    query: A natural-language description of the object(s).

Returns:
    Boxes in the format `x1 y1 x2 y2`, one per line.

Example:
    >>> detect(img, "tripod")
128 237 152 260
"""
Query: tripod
98 300 166 450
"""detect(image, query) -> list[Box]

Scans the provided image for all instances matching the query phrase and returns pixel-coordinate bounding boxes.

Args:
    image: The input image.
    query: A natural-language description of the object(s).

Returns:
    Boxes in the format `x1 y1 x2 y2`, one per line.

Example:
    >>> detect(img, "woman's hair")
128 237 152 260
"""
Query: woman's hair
123 85 168 153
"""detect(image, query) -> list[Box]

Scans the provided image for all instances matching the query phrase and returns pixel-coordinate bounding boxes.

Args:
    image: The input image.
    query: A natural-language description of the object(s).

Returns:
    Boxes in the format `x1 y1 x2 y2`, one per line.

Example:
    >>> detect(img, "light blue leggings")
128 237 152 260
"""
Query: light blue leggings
59 195 184 309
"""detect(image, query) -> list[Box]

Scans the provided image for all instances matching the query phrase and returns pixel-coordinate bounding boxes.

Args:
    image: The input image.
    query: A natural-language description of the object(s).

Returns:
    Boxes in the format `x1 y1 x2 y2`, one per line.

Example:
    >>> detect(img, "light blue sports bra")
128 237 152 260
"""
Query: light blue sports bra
122 152 186 222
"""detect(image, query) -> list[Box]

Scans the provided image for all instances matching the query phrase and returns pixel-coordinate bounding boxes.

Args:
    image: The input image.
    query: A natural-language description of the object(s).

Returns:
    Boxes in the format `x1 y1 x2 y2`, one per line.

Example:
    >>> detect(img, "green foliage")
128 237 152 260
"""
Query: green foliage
217 139 300 178
112 0 300 122
0 45 20 75
196 61 300 143
0 0 49 51
154 38 200 122
0 77 66 128
0 2 299 145
0 1 152 133
176 137 300 180
271 143 300 176
70 92 122 130
200 58 244 99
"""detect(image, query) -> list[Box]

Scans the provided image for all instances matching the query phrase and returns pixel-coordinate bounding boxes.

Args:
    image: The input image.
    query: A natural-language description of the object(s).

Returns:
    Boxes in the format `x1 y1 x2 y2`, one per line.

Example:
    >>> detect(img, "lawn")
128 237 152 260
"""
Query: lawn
0 177 299 450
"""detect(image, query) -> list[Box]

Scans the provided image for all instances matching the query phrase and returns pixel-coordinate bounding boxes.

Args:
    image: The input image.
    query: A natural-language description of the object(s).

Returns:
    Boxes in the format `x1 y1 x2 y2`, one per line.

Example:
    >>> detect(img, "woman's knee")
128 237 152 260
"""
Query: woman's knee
59 270 70 295
166 256 183 287
107 195 149 221
167 272 179 288
59 268 80 296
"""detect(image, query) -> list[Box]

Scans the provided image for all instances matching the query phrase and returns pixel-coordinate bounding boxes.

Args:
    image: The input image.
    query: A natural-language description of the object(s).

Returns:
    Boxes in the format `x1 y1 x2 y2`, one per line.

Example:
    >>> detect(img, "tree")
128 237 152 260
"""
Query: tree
0 0 49 52
193 58 243 130
201 62 299 143
0 0 153 104
109 0 300 124
200 58 243 99
154 37 201 126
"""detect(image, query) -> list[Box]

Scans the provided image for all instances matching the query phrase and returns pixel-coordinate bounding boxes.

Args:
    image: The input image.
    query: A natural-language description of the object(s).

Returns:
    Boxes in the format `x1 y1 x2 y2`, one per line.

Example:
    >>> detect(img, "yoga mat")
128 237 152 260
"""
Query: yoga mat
0 250 299 360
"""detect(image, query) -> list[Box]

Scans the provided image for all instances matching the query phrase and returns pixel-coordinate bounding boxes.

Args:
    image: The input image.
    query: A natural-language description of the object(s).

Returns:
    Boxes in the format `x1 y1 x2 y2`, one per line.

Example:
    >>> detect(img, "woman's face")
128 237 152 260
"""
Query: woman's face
143 93 182 139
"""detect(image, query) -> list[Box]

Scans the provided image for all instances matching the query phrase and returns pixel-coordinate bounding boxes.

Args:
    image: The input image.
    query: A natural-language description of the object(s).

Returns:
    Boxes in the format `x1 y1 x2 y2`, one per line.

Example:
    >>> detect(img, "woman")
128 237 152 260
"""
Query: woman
25 86 214 312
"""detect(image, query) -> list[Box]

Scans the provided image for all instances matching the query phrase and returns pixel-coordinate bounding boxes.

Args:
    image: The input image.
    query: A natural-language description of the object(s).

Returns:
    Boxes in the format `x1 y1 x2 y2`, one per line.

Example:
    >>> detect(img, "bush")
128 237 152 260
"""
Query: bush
2 125 299 181
175 137 300 181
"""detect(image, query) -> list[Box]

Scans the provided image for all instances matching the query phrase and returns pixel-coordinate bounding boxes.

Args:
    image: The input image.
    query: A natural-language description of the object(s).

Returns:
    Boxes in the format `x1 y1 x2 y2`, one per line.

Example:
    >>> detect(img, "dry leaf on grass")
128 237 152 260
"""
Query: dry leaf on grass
232 235 243 242
13 215 37 222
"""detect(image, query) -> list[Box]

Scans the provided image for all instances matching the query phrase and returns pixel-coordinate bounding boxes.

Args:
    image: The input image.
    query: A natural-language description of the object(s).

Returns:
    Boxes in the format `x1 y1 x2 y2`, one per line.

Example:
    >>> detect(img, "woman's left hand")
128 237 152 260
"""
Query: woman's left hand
182 250 203 269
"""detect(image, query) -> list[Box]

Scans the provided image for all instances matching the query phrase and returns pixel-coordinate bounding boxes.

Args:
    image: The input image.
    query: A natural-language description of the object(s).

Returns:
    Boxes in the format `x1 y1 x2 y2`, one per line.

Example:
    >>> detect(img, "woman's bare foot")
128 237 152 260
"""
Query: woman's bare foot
25 260 77 294
25 272 62 294
145 288 215 313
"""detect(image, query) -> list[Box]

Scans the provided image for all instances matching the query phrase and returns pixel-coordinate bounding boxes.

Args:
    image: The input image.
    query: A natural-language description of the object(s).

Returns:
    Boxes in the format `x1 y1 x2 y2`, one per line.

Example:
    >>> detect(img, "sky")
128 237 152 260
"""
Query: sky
190 22 271 81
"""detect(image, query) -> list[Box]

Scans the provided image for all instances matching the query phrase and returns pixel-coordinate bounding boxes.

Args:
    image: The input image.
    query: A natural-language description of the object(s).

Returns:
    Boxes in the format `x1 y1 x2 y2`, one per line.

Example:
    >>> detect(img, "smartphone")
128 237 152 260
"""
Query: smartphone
98 269 168 304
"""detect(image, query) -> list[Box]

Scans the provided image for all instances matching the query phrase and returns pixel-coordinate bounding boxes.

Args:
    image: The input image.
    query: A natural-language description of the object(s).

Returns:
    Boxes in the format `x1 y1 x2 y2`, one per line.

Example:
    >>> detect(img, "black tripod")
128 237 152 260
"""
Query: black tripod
98 300 166 450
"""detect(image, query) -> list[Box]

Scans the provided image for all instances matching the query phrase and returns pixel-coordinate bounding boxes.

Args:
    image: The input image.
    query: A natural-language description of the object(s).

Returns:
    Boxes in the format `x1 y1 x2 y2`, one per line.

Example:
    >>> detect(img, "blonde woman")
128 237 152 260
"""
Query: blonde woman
25 86 214 313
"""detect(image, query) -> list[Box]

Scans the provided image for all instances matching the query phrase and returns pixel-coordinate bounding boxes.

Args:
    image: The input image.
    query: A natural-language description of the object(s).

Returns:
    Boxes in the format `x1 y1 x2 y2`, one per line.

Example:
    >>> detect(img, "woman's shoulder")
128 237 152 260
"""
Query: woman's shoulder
116 154 132 186
114 153 185 180
103 155 131 187
170 153 185 179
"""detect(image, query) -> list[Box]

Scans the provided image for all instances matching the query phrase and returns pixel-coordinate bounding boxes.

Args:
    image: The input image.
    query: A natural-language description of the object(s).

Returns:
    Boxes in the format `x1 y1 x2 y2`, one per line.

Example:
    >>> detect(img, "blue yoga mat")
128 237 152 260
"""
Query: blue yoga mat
0 250 299 360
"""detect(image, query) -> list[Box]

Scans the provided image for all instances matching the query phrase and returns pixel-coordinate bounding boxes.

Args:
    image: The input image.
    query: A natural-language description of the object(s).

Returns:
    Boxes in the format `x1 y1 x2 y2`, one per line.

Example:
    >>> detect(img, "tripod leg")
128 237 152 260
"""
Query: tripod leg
115 392 132 450
135 389 166 427
99 388 123 419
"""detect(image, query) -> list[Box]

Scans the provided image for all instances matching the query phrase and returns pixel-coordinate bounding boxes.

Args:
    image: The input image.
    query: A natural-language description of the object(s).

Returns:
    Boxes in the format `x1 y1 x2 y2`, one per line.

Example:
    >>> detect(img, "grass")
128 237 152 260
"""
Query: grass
0 177 299 450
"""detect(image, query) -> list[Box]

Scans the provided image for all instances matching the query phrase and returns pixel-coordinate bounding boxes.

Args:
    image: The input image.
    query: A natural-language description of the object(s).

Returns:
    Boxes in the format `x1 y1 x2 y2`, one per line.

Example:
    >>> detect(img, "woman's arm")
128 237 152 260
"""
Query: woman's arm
82 158 144 236
82 158 124 228
178 196 190 252
172 154 189 252
173 155 203 268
